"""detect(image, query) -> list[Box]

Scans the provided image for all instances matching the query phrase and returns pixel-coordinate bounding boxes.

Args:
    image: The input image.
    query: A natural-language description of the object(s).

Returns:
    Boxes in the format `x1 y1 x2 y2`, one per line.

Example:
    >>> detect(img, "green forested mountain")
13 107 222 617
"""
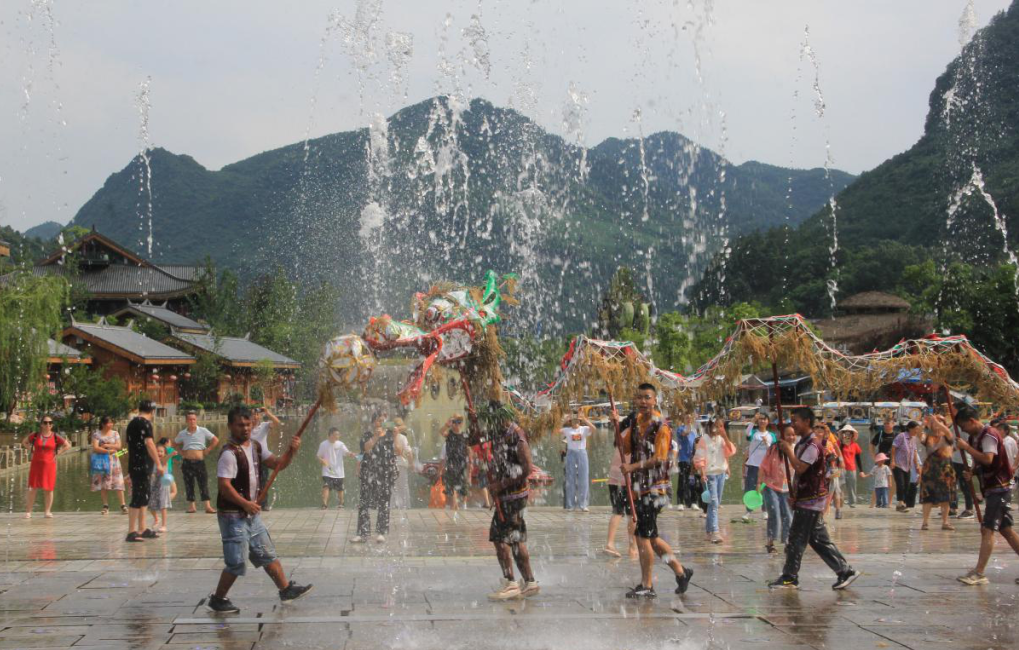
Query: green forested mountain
22 221 63 241
67 97 851 331
695 1 1019 316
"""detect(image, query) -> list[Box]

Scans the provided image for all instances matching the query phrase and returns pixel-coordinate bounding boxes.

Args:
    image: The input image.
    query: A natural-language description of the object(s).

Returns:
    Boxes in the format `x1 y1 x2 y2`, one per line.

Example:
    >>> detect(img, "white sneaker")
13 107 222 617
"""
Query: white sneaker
375 534 386 543
349 536 365 544
488 579 521 600
581 507 590 513
520 580 540 597
677 505 686 511
741 514 752 523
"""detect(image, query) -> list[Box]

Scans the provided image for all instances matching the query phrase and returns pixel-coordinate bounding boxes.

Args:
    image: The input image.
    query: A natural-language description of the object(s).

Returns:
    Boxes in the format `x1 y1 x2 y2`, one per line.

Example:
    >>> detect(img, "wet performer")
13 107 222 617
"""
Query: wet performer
769 407 860 590
206 406 312 614
952 405 1019 585
619 383 693 599
486 401 540 600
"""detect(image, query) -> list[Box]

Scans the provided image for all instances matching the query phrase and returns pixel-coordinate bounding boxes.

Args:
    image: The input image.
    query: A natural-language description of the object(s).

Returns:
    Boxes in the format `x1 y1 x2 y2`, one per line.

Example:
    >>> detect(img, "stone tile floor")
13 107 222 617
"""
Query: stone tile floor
1 505 1018 649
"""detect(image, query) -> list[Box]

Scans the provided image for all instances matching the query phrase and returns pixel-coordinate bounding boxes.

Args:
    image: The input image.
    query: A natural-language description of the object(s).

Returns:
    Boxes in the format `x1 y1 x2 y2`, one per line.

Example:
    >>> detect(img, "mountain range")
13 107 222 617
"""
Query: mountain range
54 96 852 331
695 1 1019 315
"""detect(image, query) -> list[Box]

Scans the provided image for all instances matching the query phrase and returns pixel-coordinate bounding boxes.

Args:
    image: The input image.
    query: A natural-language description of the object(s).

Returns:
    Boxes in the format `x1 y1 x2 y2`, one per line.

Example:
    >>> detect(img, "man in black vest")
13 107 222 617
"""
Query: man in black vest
953 405 1019 585
207 406 312 614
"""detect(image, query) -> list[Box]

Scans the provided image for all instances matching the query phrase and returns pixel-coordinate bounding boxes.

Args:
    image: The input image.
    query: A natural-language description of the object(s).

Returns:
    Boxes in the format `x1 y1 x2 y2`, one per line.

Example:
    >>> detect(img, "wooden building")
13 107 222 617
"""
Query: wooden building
62 321 195 414
30 228 205 315
111 300 209 334
170 332 299 406
813 291 931 354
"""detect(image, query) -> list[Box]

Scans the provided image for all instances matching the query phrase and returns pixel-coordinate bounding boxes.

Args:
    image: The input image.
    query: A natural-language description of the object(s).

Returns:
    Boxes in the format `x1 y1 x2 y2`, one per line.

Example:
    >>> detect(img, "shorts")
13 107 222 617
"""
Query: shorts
444 467 468 498
322 476 344 491
218 513 279 576
489 498 527 545
982 489 1014 532
129 468 151 509
635 493 667 539
609 484 632 516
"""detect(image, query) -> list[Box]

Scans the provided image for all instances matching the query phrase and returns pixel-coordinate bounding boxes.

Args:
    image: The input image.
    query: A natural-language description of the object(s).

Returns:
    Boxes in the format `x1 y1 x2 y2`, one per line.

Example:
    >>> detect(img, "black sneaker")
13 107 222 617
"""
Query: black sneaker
674 567 694 595
958 510 975 519
625 584 657 599
832 569 861 590
206 594 240 614
768 575 799 589
279 582 314 602
125 532 144 543
140 528 159 539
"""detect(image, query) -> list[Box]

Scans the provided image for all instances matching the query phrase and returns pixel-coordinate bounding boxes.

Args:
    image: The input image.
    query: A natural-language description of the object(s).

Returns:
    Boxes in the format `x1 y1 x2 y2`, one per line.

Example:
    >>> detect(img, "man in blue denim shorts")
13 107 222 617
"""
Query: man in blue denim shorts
207 406 313 614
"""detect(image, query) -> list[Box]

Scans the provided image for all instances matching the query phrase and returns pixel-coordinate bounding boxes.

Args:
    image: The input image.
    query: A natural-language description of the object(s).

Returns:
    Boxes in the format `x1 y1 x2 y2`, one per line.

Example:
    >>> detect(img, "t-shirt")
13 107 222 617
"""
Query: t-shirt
745 427 772 467
607 448 631 487
698 434 728 476
126 416 154 475
871 428 896 456
871 464 891 488
317 440 351 478
175 427 216 451
217 441 272 499
360 430 396 481
561 425 592 451
251 422 271 447
840 442 862 472
443 431 469 470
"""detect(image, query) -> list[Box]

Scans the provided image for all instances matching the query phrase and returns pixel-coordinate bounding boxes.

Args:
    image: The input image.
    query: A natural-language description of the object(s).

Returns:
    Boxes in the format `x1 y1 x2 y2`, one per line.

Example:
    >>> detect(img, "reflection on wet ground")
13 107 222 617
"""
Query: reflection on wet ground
1 505 1017 649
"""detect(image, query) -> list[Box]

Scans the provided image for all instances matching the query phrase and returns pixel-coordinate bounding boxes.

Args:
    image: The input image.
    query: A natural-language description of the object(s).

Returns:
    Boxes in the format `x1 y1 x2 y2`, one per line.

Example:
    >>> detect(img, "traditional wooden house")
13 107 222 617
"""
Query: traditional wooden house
0 239 10 258
61 321 195 413
813 291 931 354
29 228 205 315
170 331 299 405
111 300 209 334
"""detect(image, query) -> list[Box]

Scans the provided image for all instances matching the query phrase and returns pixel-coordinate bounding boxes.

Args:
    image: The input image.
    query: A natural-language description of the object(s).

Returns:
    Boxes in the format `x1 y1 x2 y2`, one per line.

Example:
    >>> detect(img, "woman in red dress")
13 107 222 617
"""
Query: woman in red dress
24 415 71 518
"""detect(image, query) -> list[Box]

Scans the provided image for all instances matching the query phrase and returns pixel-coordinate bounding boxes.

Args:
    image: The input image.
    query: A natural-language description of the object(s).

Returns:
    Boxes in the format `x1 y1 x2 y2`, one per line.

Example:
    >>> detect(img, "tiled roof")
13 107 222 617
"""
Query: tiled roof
173 332 299 368
34 264 195 298
156 264 203 282
67 323 194 362
48 339 85 359
113 303 208 331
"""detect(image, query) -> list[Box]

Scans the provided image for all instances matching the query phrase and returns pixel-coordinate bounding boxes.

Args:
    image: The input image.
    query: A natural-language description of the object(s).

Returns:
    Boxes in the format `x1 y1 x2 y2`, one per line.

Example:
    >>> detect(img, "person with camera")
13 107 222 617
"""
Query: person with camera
439 414 470 511
351 412 400 543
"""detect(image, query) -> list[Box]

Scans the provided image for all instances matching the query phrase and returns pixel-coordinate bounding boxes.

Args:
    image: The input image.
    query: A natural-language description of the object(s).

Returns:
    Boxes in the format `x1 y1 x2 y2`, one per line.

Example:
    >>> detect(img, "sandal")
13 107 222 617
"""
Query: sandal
101 505 109 516
120 505 128 515
920 523 929 531
602 546 622 558
942 524 956 531
141 528 160 539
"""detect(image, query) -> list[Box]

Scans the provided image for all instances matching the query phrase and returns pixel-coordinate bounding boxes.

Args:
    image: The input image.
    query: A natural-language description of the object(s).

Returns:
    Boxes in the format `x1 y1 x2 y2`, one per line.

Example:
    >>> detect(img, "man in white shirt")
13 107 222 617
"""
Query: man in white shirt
317 427 355 509
175 411 220 514
561 413 596 512
206 406 311 614
250 407 281 509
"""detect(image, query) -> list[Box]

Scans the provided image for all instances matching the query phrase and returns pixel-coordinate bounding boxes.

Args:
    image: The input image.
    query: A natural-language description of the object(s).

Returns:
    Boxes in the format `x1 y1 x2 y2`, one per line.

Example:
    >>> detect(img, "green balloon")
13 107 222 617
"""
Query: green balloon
743 489 764 510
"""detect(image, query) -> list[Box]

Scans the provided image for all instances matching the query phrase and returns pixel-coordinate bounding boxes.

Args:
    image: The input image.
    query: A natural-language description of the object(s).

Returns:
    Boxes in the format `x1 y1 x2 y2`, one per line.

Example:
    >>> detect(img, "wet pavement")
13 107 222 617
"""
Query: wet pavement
1 504 1018 649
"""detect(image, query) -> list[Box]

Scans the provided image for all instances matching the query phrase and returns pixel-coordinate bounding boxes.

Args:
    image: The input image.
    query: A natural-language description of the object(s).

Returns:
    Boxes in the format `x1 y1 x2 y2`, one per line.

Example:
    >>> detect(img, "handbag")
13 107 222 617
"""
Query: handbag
90 453 111 476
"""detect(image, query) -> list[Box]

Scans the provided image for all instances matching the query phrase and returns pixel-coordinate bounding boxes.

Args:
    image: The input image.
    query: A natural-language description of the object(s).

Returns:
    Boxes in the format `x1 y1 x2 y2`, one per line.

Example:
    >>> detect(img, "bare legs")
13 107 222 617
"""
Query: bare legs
636 535 684 589
973 526 1019 575
494 542 534 583
606 513 637 558
25 489 54 517
921 502 951 528
128 506 149 535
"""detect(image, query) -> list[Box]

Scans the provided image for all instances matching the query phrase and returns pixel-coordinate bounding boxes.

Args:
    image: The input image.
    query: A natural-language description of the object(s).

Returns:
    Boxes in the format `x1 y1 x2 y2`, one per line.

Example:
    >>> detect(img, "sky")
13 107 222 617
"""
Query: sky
0 0 1012 233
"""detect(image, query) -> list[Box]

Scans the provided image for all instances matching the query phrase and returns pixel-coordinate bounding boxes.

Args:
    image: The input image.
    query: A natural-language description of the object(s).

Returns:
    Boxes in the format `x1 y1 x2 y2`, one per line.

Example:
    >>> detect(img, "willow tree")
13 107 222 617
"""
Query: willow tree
0 273 69 420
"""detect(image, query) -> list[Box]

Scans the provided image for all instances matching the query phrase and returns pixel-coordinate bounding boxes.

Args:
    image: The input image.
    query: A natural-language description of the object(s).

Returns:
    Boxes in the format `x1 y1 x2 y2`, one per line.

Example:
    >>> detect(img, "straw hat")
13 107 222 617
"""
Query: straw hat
838 424 858 434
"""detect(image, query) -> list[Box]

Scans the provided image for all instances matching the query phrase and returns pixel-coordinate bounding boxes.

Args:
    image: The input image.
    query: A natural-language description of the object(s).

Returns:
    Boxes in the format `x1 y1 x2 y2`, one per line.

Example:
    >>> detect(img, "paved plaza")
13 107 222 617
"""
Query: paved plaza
1 505 1018 649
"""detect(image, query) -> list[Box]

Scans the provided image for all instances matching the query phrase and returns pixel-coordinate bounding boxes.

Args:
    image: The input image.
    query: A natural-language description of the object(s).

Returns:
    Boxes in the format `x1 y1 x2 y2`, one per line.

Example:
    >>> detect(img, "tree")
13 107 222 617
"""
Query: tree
0 273 68 420
61 364 133 422
180 351 222 404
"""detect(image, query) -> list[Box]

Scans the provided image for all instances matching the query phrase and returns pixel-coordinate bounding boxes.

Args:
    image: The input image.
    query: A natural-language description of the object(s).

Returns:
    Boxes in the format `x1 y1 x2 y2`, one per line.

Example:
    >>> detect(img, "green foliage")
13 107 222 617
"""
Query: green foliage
0 273 69 419
62 364 133 422
0 225 49 269
650 302 764 374
597 267 653 339
180 351 221 403
501 335 566 389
